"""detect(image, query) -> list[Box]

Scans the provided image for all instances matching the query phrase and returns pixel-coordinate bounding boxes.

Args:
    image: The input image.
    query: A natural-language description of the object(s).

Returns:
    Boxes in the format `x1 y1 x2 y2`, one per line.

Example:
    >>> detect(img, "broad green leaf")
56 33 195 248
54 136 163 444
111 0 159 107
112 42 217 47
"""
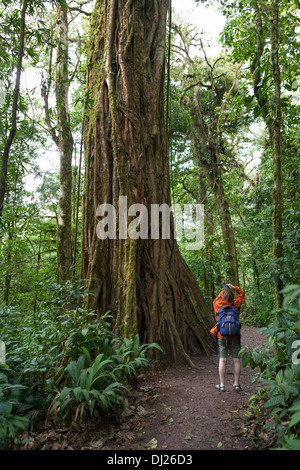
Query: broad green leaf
0 402 12 413
289 411 300 428
263 395 285 408
241 351 251 367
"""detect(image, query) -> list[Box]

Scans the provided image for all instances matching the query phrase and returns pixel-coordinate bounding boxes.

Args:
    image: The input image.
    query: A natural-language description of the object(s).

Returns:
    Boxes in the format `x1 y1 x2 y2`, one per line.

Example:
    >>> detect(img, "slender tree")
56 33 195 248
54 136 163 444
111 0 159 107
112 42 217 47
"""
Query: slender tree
172 23 240 285
0 0 28 220
270 0 283 310
56 1 74 281
81 0 215 364
219 0 296 310
250 1 283 309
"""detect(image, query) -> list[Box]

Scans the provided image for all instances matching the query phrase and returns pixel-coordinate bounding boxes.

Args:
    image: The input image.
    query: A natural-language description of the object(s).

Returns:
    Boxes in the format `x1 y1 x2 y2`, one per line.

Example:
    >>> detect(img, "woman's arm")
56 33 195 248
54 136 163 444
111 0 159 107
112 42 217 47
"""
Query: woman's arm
233 286 245 310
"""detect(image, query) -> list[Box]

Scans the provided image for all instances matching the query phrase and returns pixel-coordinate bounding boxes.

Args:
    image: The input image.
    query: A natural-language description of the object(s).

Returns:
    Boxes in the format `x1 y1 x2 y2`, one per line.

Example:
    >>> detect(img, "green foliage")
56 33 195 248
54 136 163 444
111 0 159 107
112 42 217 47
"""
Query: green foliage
49 354 126 424
49 332 164 425
241 285 300 448
110 335 164 381
169 0 300 327
0 0 299 450
0 369 30 449
0 281 164 446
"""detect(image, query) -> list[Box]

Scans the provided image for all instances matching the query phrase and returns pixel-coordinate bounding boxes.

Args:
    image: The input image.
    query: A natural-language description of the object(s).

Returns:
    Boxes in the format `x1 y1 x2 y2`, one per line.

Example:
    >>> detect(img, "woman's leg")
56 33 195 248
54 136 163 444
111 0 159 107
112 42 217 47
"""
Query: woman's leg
233 357 241 386
219 357 227 387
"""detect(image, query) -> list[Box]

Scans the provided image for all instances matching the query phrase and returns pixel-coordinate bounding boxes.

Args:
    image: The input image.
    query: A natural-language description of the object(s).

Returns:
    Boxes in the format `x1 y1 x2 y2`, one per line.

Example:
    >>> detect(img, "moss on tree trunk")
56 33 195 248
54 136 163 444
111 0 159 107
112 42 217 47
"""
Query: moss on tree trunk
81 0 215 364
56 2 74 281
270 0 283 310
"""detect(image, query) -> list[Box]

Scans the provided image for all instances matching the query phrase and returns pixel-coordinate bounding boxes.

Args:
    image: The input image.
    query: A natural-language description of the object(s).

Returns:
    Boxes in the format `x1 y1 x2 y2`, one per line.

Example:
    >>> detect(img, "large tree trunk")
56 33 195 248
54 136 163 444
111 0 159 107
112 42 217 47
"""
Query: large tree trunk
56 2 74 281
81 0 215 364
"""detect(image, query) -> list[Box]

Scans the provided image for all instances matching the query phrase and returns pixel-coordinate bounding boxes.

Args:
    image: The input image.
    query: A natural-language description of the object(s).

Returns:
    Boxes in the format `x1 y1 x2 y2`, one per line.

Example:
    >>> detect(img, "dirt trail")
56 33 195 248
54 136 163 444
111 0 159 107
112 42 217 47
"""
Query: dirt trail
23 326 266 451
100 325 266 451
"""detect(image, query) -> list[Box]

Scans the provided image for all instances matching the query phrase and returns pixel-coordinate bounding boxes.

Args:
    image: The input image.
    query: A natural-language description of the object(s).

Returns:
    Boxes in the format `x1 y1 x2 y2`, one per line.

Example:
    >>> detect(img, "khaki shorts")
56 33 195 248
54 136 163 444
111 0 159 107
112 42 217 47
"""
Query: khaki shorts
217 338 241 358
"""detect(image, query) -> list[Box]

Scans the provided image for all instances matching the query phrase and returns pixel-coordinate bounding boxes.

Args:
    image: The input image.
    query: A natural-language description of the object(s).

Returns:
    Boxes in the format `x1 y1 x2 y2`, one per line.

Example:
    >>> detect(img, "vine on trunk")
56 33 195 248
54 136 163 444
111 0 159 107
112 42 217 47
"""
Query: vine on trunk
81 0 215 365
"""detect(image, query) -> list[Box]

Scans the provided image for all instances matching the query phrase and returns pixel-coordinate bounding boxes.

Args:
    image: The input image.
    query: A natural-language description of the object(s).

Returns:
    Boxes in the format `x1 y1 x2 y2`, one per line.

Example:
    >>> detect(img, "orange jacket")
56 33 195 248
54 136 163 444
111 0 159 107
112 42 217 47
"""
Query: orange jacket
210 286 245 339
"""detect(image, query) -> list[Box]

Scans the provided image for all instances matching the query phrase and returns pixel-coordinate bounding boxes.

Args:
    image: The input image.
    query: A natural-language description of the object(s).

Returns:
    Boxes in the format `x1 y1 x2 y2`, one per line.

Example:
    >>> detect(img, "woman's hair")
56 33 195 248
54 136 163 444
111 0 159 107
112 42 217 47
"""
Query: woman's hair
221 288 234 304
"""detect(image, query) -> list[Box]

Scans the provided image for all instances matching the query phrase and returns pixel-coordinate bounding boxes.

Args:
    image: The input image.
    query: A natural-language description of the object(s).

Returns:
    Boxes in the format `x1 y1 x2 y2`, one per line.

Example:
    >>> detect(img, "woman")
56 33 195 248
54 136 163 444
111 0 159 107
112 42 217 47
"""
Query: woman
210 283 245 392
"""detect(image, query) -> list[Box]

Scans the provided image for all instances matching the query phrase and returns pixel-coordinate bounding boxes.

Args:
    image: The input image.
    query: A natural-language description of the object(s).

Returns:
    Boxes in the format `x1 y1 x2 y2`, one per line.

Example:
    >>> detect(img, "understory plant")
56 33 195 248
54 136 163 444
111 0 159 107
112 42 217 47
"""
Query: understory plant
0 282 164 447
49 353 126 424
49 335 163 425
241 285 300 449
0 368 30 449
